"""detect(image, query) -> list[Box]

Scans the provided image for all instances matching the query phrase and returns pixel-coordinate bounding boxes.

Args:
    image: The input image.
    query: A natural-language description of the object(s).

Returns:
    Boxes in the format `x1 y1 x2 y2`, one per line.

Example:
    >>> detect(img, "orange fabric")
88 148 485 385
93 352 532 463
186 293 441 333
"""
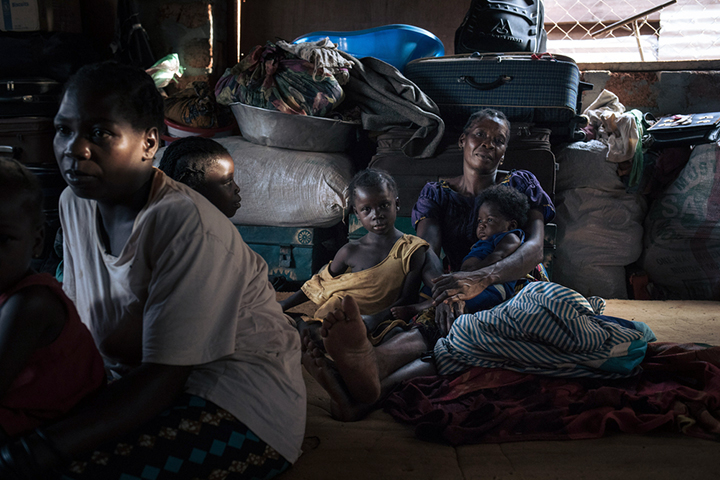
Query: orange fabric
301 235 428 321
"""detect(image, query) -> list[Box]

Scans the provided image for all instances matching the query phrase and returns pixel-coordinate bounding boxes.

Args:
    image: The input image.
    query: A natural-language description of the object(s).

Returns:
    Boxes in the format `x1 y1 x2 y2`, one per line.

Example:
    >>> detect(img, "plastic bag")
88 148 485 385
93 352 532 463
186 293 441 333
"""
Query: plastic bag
146 53 184 89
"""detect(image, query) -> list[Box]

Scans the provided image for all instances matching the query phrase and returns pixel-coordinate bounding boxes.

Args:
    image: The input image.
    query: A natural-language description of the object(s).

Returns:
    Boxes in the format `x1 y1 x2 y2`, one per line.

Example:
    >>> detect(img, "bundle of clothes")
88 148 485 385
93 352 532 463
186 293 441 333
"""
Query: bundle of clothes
215 39 445 158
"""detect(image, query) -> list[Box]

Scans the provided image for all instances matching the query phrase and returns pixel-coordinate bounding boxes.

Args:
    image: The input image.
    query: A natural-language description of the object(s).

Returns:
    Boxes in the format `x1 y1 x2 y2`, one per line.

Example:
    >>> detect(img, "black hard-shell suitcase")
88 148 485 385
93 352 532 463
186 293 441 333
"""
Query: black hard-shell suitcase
0 79 62 118
646 112 720 148
404 53 592 141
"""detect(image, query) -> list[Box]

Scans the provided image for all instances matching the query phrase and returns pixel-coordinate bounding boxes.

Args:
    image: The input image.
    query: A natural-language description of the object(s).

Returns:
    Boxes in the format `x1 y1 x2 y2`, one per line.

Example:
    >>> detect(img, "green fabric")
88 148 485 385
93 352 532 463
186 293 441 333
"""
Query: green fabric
627 109 647 188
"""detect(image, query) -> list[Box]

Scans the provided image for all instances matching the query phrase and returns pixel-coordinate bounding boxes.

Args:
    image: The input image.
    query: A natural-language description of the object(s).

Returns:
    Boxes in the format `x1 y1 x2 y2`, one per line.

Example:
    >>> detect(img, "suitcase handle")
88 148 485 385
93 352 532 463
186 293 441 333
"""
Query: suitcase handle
459 75 512 91
0 95 58 103
0 145 21 159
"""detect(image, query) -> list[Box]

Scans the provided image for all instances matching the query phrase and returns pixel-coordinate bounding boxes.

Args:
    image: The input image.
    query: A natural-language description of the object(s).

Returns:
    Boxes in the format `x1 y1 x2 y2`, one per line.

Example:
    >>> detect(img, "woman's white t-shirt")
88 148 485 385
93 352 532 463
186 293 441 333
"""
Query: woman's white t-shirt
60 169 306 462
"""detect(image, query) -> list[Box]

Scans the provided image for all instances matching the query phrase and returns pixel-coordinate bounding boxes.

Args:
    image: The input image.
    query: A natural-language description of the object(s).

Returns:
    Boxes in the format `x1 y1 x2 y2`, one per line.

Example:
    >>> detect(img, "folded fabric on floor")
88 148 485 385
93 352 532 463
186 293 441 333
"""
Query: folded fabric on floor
434 282 654 379
385 342 720 445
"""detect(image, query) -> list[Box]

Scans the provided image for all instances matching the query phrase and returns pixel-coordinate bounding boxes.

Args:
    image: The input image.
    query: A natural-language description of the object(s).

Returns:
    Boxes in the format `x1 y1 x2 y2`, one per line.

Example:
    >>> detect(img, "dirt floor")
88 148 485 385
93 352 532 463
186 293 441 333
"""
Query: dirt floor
277 294 720 480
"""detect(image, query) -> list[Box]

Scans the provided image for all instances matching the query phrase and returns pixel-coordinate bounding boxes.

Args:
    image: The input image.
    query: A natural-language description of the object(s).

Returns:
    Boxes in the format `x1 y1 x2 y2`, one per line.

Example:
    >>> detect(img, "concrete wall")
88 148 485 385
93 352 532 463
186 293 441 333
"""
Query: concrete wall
581 70 720 116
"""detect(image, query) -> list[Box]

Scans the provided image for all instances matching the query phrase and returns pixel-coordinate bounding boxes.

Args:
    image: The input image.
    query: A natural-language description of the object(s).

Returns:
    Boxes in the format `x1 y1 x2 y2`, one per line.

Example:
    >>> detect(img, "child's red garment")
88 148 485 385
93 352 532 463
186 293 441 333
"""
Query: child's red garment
0 273 105 436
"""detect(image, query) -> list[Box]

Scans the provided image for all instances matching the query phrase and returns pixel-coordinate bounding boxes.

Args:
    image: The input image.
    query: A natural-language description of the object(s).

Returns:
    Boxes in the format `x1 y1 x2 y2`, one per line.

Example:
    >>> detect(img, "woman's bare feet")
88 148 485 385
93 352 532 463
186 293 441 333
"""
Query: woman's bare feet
301 332 374 422
320 296 382 404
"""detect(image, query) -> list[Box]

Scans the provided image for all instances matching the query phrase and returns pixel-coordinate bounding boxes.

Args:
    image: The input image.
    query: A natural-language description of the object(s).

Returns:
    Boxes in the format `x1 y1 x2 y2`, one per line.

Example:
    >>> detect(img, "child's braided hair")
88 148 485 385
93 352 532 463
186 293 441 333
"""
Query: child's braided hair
158 136 230 189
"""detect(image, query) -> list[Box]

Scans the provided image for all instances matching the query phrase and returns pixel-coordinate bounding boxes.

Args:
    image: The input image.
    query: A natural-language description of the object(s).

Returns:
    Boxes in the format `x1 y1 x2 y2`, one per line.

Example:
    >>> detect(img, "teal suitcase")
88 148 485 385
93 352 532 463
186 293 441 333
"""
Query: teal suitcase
235 224 346 287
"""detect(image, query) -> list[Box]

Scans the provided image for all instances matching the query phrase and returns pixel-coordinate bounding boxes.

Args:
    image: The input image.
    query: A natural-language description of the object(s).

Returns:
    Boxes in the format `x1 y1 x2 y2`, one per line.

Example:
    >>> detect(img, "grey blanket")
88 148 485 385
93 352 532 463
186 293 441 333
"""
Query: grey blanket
341 54 445 158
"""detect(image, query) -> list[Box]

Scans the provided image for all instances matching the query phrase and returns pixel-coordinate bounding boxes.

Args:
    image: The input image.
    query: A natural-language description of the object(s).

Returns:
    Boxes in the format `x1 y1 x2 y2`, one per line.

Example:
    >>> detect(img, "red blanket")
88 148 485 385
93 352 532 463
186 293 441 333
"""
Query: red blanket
384 343 720 445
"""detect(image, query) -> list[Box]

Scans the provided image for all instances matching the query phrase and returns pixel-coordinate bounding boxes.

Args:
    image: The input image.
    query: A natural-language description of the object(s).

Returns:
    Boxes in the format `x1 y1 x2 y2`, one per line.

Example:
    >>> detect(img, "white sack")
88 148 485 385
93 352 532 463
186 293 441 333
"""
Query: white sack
554 187 647 298
157 136 354 227
556 140 625 193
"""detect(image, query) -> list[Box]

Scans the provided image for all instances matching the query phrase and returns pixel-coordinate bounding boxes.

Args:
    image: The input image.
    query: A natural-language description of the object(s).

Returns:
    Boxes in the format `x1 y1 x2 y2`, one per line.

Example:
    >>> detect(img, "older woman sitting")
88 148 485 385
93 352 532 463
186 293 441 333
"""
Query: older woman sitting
413 108 555 319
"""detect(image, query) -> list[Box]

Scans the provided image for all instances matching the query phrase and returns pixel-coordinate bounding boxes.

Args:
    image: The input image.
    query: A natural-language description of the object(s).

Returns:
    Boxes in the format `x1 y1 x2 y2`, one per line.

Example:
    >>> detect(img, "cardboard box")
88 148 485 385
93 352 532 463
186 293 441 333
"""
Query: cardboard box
0 0 81 32
1 0 41 31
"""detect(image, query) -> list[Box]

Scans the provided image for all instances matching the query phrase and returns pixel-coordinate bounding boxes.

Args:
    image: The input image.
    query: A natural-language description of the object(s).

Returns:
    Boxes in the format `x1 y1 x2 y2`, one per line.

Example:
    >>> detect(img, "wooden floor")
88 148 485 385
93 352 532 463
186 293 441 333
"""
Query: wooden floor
278 296 720 480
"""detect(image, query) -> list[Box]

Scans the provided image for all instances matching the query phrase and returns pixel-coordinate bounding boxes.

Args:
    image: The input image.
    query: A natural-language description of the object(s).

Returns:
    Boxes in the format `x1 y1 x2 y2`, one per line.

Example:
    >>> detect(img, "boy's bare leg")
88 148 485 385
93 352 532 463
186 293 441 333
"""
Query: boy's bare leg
302 331 435 422
301 333 374 422
321 296 430 404
321 296 382 403
373 324 429 379
380 358 437 397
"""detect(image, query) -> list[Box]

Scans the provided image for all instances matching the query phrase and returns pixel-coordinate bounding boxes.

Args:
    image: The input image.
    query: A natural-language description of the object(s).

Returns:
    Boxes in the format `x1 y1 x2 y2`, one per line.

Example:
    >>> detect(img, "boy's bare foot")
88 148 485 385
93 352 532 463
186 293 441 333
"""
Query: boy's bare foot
297 319 324 352
390 305 420 321
301 333 373 422
320 296 382 404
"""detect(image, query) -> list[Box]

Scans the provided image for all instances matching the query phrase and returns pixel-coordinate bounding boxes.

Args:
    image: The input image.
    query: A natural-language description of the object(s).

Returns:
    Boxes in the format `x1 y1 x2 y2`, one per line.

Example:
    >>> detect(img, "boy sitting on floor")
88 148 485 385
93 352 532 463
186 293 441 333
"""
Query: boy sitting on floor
280 168 440 346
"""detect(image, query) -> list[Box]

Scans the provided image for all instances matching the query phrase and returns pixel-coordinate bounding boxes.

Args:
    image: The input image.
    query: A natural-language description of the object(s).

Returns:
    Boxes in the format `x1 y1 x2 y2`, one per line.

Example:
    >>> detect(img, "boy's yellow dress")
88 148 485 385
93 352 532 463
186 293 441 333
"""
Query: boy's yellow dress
301 234 429 321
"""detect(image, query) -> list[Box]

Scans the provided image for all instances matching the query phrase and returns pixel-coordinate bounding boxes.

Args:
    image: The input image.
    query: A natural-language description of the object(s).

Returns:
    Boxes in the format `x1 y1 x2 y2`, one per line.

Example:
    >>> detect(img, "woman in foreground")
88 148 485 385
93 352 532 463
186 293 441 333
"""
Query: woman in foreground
0 61 306 480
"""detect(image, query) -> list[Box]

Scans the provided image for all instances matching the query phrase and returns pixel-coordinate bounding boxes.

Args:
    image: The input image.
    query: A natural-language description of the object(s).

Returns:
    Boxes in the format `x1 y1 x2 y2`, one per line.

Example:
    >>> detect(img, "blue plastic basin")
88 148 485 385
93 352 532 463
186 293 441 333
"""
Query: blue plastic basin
292 24 445 72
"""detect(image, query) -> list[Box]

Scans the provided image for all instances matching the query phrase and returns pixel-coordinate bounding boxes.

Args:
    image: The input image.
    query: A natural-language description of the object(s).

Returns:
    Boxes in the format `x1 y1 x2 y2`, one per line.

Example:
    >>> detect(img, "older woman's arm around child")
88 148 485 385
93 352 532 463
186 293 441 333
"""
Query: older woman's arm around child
412 109 555 309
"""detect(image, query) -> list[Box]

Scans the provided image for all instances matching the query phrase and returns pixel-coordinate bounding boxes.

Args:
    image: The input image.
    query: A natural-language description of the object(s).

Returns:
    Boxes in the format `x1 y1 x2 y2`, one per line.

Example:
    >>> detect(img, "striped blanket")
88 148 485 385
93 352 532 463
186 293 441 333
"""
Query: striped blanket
434 282 655 379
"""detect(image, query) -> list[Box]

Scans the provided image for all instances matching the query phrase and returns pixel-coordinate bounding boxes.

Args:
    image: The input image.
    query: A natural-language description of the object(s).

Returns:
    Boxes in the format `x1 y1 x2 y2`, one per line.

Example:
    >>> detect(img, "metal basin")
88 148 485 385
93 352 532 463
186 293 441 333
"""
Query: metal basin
230 102 358 152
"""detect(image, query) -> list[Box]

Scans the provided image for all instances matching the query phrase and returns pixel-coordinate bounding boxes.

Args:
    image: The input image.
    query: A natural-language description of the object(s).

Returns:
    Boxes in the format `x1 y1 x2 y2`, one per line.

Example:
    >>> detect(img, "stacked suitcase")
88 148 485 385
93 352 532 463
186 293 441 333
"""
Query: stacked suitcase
1 78 64 273
404 52 592 143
